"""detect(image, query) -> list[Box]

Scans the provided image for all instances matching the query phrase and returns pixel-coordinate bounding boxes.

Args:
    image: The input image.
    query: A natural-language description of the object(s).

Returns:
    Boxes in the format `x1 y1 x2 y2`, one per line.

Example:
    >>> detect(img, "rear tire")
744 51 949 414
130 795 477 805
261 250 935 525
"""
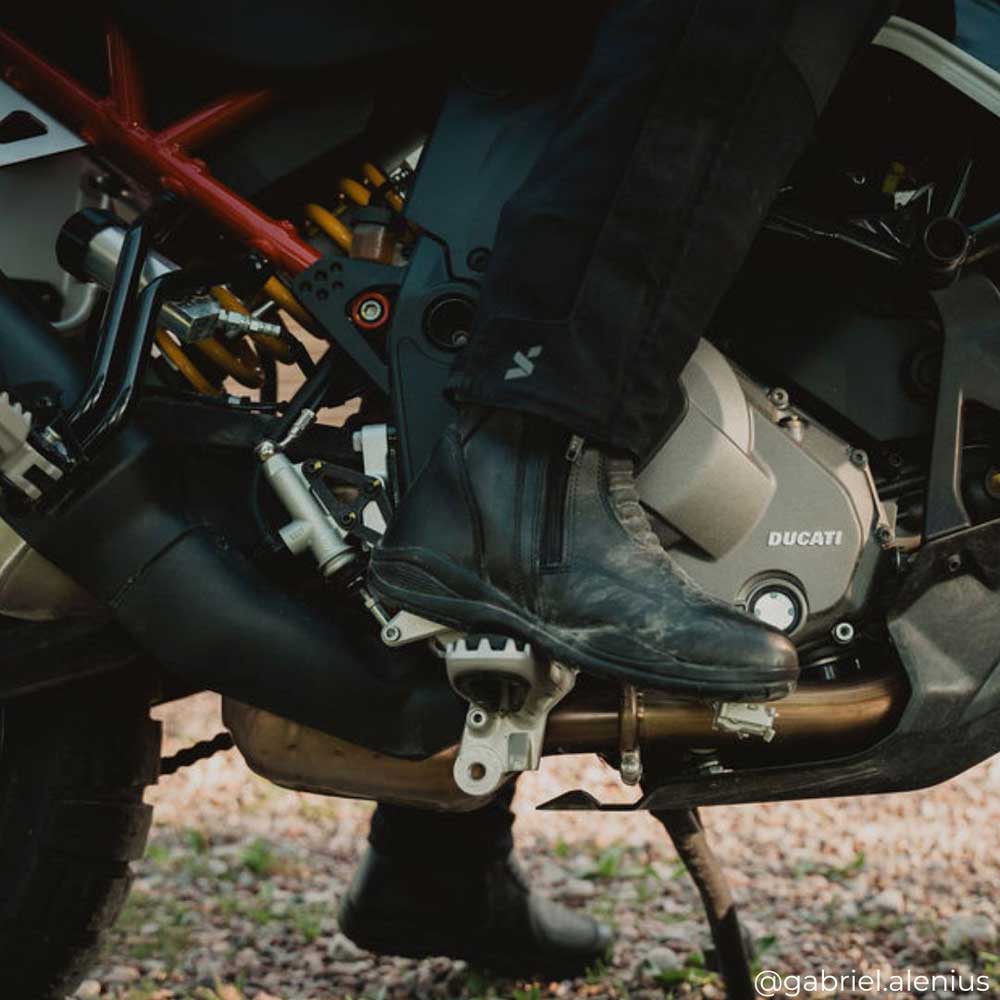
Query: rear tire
0 668 161 999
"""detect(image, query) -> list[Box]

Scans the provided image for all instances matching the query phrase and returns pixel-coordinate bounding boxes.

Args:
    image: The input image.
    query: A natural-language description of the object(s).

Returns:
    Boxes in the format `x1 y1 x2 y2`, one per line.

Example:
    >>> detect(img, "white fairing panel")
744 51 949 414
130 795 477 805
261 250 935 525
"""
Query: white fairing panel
874 15 1000 119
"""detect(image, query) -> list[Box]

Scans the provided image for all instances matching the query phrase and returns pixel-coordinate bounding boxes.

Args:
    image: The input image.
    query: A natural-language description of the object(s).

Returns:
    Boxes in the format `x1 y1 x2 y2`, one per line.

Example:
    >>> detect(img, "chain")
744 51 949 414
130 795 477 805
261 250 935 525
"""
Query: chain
159 731 234 776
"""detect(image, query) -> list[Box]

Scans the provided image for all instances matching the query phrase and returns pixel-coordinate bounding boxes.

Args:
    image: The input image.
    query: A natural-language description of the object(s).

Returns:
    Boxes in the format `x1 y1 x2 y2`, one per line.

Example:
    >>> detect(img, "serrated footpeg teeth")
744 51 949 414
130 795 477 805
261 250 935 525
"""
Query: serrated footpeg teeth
444 634 577 797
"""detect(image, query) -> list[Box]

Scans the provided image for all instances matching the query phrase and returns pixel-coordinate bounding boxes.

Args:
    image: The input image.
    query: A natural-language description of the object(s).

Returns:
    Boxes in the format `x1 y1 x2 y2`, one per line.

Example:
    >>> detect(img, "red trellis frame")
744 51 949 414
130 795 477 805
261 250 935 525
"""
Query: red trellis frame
0 22 322 276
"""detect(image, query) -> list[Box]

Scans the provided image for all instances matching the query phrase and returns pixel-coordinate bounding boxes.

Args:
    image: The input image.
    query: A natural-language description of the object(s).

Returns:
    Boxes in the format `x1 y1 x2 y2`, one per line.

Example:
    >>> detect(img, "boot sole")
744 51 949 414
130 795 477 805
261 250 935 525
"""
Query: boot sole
369 550 797 702
338 895 607 979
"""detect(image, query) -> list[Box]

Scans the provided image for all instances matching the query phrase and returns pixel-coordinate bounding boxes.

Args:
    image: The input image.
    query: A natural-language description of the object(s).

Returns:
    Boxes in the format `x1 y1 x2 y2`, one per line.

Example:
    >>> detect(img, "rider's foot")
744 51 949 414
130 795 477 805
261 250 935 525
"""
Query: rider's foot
369 408 798 700
337 846 613 978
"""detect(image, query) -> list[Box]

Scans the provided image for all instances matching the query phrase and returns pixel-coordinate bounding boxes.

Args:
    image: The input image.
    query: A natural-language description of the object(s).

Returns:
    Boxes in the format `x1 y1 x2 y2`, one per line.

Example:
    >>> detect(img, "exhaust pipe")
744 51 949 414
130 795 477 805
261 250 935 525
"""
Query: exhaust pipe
0 272 464 759
224 668 905 811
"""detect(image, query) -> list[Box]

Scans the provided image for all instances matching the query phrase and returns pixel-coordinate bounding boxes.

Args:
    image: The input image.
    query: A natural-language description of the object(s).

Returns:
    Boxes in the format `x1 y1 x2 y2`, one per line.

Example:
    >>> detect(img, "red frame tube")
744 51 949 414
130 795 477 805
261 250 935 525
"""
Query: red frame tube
159 89 275 150
0 26 320 276
105 22 147 127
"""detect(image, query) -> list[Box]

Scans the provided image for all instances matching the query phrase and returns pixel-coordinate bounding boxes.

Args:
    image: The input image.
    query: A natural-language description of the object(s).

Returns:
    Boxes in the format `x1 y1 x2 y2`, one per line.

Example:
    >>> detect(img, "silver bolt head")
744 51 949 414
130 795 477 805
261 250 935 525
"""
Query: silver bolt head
382 624 401 643
358 298 384 322
832 621 855 644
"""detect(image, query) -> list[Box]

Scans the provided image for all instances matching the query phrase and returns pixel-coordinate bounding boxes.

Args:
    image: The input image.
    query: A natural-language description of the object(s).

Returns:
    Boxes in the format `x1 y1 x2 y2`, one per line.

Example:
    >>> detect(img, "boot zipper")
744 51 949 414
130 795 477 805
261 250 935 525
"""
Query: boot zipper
542 436 583 567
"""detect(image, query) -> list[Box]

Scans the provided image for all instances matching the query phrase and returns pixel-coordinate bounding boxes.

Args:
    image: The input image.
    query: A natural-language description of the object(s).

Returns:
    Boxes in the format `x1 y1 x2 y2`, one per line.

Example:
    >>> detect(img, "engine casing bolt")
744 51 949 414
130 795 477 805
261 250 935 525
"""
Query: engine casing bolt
832 621 855 645
768 387 789 409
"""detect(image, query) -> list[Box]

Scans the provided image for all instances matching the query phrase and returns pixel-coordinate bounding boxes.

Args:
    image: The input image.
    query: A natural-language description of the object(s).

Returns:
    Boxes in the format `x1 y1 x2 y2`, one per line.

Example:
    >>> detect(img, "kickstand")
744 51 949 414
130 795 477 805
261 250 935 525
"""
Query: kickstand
652 807 755 1000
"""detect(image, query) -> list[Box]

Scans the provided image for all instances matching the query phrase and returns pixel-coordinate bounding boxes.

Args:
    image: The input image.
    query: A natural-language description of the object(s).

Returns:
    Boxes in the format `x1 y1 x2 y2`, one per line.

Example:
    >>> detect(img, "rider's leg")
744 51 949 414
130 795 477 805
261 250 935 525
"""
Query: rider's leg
369 0 893 698
339 785 612 977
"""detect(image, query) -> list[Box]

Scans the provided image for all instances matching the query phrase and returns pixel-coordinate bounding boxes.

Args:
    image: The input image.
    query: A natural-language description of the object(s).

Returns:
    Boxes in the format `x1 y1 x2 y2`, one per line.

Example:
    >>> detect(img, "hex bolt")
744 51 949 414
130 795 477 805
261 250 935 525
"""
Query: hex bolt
875 525 894 546
832 621 855 645
382 624 401 643
358 297 385 324
946 553 963 574
849 448 868 468
767 387 790 409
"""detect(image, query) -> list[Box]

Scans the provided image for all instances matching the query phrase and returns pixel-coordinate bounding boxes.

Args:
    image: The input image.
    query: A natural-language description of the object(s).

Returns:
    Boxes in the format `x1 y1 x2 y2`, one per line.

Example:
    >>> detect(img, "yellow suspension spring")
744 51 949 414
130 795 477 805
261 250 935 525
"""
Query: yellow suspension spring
158 162 405 396
305 161 407 255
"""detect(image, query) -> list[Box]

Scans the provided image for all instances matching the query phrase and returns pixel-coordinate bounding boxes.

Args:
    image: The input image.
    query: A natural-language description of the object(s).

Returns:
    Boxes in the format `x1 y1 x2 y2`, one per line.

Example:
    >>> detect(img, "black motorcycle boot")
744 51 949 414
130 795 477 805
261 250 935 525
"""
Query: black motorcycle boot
337 846 613 978
369 408 798 700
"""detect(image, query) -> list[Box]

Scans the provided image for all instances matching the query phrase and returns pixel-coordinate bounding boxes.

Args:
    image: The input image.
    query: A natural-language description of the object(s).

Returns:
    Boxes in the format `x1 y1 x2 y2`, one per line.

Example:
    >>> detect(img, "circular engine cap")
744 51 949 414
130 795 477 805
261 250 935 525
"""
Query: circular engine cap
424 295 476 350
747 583 804 634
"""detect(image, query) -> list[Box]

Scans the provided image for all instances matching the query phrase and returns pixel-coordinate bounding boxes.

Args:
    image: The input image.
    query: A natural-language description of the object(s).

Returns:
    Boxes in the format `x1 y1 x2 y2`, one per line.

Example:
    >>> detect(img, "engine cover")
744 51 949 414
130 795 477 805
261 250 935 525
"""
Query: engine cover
639 341 882 641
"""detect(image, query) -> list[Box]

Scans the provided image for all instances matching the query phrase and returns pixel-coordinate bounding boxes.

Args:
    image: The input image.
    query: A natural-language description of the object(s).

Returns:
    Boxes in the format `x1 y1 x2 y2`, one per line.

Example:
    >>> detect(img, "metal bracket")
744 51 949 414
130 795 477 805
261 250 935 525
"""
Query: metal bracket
352 423 391 534
0 392 64 500
380 609 456 647
619 684 644 785
0 79 85 167
292 258 399 396
712 701 777 743
445 636 577 796
304 460 393 549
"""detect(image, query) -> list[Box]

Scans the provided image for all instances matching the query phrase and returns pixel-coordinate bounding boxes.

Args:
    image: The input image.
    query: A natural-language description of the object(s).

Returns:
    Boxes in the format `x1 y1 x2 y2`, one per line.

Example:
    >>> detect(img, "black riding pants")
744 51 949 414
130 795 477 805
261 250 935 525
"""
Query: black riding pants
448 0 895 457
372 0 896 860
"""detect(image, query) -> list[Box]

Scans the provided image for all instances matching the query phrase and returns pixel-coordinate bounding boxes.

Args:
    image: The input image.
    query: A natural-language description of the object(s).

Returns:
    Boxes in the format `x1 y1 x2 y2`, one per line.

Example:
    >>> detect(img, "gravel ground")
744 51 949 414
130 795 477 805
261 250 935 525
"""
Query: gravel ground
74 692 1000 1000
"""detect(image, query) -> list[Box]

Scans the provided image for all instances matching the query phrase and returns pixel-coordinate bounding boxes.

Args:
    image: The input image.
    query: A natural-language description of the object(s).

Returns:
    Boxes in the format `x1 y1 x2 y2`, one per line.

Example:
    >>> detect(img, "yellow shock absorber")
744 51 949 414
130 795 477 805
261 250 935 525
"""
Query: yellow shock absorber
155 328 222 396
339 176 370 207
211 285 295 362
262 276 313 328
362 161 405 214
194 336 265 388
305 202 353 253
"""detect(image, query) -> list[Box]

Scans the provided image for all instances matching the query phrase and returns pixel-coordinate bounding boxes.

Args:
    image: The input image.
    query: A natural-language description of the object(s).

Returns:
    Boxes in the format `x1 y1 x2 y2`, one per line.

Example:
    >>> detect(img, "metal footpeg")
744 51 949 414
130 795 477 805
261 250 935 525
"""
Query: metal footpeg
0 392 64 500
445 636 577 796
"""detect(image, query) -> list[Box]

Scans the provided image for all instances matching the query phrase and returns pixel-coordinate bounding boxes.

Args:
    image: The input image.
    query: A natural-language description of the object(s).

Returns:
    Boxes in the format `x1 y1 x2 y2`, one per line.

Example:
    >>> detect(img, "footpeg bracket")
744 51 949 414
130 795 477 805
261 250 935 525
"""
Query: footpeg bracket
445 636 577 796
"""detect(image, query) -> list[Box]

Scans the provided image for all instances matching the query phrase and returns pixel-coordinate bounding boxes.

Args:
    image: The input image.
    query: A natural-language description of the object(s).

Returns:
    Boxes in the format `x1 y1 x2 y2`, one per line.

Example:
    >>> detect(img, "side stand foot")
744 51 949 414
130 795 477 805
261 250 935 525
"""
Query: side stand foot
652 807 756 1000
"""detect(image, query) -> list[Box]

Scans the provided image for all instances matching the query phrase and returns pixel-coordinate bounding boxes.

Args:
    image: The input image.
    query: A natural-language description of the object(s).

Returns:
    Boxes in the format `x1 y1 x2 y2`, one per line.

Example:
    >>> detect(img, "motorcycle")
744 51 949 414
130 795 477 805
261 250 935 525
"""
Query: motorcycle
2 6 1000 996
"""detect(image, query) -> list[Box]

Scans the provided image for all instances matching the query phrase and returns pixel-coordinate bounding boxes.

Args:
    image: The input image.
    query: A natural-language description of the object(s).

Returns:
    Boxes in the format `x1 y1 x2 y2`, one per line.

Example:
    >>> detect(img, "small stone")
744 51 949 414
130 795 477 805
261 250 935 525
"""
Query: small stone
661 920 702 948
559 877 597 899
235 947 260 970
646 945 682 972
216 986 243 1000
328 932 367 961
139 921 160 936
74 981 102 999
105 965 140 985
869 888 905 914
839 900 860 921
945 913 997 951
